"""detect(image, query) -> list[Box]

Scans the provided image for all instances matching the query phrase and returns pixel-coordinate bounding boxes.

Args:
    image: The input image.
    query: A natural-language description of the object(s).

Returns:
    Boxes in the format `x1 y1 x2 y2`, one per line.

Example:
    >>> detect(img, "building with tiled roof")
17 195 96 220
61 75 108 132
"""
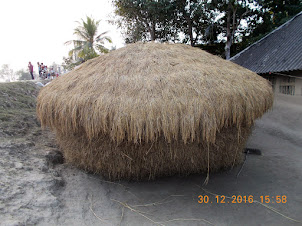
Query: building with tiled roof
231 11 302 95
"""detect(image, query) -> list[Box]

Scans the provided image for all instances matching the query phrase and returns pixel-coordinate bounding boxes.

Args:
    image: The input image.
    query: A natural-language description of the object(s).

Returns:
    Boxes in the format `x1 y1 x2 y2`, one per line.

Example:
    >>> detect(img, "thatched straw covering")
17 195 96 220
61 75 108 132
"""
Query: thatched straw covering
37 42 273 180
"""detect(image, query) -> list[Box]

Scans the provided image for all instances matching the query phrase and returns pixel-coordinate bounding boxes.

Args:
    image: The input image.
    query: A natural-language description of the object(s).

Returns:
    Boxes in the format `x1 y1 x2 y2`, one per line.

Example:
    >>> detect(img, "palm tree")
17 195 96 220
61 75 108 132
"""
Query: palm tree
65 16 112 63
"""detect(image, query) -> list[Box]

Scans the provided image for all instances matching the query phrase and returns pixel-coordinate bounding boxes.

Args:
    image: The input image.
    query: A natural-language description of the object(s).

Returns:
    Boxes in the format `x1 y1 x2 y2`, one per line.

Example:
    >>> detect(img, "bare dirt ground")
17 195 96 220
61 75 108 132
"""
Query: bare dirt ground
1 81 302 226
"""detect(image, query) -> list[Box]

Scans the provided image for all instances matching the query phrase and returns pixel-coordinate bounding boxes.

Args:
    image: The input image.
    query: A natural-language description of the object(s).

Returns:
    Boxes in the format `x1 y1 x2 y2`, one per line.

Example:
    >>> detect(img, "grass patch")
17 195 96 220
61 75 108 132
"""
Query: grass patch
0 81 40 137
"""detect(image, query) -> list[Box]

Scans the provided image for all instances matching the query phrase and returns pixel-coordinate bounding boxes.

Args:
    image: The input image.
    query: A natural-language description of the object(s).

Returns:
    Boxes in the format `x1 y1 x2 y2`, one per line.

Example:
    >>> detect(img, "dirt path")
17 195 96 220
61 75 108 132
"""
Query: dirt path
0 82 63 225
0 133 63 225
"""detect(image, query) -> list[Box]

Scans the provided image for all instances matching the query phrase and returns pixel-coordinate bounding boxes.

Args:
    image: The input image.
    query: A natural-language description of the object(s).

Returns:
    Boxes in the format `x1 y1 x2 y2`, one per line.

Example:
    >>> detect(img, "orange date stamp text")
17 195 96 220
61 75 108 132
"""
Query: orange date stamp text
198 195 287 204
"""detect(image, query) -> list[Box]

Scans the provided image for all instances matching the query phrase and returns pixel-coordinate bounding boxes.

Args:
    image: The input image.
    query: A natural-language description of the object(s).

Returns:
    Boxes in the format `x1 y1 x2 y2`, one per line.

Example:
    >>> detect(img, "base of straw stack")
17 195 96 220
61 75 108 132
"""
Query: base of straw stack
56 126 251 181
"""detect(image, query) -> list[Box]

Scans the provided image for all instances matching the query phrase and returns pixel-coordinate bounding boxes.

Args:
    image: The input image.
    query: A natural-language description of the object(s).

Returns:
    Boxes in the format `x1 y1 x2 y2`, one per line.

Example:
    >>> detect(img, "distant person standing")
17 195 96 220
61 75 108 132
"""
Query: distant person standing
45 66 50 79
37 62 41 77
50 67 55 79
41 63 45 79
28 62 34 80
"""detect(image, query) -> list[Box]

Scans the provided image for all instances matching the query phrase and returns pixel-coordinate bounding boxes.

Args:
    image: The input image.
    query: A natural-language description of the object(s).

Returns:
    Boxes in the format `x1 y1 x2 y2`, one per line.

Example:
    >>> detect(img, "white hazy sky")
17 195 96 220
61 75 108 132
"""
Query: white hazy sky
0 0 124 72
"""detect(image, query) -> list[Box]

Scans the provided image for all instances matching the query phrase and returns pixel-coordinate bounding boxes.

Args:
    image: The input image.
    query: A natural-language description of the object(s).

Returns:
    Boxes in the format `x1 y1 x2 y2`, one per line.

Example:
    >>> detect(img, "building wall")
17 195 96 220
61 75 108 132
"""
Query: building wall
295 77 302 95
262 70 302 96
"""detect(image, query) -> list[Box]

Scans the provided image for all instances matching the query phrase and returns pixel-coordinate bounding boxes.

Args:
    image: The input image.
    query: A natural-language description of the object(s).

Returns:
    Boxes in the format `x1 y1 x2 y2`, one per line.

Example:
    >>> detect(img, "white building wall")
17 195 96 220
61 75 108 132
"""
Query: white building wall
295 78 302 96
275 77 281 94
268 71 302 96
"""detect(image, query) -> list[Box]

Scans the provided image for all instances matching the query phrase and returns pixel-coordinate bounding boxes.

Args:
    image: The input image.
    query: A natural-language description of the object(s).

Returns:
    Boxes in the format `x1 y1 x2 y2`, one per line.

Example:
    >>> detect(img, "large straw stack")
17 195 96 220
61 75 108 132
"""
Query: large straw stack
37 42 273 180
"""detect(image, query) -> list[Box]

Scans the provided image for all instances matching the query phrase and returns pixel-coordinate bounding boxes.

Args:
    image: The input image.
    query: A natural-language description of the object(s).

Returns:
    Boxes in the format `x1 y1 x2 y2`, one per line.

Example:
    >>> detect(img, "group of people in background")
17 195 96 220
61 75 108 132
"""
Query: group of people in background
37 62 59 80
27 61 62 80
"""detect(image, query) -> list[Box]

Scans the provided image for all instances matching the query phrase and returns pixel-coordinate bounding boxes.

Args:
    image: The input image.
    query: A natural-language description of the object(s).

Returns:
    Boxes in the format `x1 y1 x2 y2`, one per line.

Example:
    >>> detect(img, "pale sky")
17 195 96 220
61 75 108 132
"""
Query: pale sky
0 0 124 72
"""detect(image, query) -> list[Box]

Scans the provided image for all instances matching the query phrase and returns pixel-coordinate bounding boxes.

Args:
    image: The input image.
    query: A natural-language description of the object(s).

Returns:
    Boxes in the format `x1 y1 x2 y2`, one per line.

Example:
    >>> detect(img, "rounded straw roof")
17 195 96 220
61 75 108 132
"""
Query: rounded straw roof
37 42 273 144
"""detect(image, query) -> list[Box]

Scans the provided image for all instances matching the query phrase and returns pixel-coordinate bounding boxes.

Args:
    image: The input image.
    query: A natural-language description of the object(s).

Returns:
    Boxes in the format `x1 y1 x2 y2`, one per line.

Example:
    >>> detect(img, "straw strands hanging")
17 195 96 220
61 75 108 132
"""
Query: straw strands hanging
37 42 273 180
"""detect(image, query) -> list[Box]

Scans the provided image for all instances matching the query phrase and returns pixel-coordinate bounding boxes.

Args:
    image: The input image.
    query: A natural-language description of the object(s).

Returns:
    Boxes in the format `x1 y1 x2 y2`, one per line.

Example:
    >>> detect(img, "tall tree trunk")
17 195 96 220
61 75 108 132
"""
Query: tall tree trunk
225 3 232 60
186 16 194 46
225 35 232 60
225 1 247 60
150 22 156 41
145 21 156 41
180 0 194 46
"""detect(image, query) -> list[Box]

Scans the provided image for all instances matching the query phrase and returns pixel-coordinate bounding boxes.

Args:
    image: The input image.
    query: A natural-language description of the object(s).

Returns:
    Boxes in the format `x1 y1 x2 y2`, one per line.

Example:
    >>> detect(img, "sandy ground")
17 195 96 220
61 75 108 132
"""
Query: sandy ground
1 86 302 225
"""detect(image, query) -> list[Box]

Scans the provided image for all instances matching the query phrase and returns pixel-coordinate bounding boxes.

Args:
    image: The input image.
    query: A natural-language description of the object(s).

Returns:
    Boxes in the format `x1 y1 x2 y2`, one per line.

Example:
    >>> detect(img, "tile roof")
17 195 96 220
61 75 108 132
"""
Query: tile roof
230 11 302 74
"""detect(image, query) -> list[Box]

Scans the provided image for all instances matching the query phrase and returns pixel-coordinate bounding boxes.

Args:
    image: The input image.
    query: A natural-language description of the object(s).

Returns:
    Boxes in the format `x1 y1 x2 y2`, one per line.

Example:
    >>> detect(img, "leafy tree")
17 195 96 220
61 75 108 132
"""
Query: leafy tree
113 0 219 45
239 0 302 52
62 56 80 71
112 0 301 58
174 0 215 46
112 0 258 51
208 0 260 59
0 64 14 82
262 0 302 26
113 0 177 42
16 69 32 80
65 16 112 64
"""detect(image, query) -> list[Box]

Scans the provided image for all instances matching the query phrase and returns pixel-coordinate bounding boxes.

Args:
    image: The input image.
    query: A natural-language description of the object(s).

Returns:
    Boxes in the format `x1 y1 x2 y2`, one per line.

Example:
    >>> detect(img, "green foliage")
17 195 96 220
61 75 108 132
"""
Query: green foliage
239 0 302 50
16 69 32 81
263 0 302 26
112 0 301 57
112 0 257 49
62 56 81 71
0 82 39 137
0 64 14 81
113 0 179 42
174 0 215 46
208 1 262 58
65 16 112 65
224 0 301 57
